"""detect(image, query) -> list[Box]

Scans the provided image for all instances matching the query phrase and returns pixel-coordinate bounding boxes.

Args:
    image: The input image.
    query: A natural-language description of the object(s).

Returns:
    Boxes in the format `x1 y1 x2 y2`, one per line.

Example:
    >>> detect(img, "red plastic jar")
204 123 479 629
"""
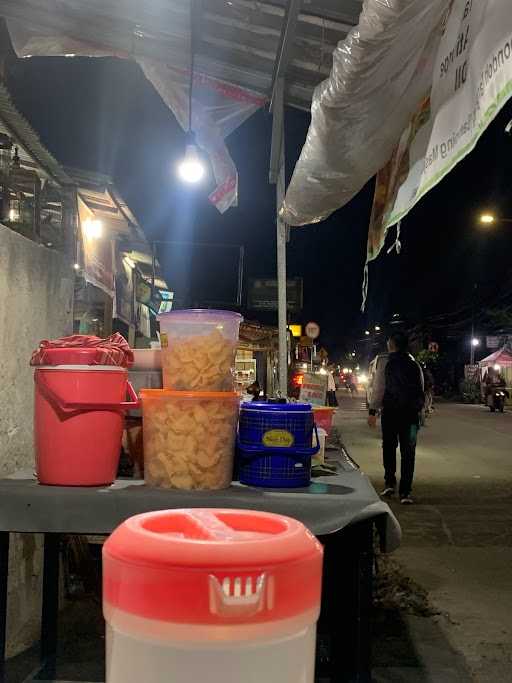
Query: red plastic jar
103 509 323 683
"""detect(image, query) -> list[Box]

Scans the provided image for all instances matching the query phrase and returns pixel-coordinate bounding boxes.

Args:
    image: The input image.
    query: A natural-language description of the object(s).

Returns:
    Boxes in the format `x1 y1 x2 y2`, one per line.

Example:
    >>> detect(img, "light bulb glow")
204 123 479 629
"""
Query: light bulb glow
494 364 501 371
177 144 205 183
471 338 480 347
84 218 102 239
480 213 495 224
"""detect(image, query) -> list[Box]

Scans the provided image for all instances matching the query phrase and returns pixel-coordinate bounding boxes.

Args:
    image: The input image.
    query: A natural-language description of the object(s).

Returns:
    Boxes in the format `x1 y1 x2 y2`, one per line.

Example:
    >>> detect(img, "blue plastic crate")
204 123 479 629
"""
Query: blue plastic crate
239 401 315 449
237 427 319 488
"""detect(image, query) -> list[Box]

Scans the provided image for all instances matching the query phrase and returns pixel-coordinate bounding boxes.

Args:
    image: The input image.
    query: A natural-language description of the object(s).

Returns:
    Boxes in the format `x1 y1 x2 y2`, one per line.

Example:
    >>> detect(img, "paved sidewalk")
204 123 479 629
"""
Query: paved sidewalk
335 395 512 682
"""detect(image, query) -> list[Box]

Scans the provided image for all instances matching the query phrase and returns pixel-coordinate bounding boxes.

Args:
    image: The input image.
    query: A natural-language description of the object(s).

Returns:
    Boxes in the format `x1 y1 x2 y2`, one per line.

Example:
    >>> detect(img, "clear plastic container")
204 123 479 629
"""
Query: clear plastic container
103 509 323 683
157 309 242 391
141 389 239 490
312 428 327 467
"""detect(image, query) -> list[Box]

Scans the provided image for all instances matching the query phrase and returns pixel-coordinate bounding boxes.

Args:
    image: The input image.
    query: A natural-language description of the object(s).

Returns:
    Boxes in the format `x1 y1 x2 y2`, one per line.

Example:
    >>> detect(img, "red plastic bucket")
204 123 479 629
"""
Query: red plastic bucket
312 407 337 436
34 365 139 486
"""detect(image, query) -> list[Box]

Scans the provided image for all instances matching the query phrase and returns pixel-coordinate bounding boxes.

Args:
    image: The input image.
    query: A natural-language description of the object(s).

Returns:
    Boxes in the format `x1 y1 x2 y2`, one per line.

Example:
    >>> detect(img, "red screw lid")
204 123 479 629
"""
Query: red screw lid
103 509 323 625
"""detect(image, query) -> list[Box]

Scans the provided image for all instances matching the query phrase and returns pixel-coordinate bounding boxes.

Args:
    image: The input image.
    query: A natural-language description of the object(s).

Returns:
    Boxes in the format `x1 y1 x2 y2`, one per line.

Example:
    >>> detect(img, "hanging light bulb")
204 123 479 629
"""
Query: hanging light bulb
176 5 205 185
177 144 205 183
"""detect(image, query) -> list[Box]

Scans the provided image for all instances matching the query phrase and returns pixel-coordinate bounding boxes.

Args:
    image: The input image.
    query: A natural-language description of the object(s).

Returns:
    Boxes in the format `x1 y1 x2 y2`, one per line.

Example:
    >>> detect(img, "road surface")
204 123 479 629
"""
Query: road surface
335 393 512 682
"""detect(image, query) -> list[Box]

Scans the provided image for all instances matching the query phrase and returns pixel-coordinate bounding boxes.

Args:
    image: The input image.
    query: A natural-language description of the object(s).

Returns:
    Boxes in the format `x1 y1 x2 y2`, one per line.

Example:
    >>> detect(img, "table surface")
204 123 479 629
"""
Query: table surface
0 449 400 551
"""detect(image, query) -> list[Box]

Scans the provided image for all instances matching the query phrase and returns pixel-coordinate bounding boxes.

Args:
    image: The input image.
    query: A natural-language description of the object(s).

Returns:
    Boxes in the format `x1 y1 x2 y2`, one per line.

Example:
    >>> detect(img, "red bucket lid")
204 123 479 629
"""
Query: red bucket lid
103 509 323 625
31 334 133 368
32 347 130 367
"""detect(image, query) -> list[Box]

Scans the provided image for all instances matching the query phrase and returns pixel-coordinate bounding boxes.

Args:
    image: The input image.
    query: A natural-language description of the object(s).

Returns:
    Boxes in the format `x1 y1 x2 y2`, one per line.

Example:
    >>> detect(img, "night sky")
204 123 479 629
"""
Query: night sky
6 56 512 358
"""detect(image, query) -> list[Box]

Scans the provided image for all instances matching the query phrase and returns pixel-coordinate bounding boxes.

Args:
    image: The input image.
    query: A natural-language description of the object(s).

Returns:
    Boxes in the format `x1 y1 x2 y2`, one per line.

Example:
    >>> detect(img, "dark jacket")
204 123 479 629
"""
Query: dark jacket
383 351 424 420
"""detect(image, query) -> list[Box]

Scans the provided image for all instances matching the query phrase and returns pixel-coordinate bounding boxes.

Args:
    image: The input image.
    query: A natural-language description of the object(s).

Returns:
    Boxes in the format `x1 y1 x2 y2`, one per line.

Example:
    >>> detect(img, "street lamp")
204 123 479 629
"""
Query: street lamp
365 330 370 336
375 325 381 332
478 212 512 225
470 337 480 366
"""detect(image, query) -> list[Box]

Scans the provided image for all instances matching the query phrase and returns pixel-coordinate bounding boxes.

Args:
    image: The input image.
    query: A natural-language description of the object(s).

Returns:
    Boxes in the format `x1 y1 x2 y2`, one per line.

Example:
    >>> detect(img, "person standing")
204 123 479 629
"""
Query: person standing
368 332 424 504
326 368 338 407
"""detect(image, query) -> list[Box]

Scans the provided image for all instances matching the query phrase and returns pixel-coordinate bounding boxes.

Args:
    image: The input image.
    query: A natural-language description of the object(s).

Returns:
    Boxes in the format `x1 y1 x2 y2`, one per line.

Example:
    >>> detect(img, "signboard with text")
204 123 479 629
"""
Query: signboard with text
299 372 327 407
248 278 303 312
368 0 512 265
486 336 501 349
305 321 320 340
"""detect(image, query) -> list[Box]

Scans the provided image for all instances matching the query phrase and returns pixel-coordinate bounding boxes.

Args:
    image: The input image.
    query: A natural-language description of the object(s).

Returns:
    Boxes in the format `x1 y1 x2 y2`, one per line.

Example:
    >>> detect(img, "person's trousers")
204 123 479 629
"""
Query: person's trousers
381 411 417 497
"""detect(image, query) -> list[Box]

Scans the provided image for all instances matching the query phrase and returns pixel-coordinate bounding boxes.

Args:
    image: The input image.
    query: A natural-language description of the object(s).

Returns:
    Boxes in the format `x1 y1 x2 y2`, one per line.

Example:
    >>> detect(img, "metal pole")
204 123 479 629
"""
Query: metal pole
237 245 245 308
272 78 288 396
277 213 288 396
470 282 477 365
151 241 157 297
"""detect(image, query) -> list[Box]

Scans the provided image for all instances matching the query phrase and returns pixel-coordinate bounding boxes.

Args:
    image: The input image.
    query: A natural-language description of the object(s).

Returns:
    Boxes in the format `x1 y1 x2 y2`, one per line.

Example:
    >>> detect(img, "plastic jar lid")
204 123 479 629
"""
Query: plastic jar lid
140 389 239 400
242 401 313 412
103 509 323 625
157 309 243 322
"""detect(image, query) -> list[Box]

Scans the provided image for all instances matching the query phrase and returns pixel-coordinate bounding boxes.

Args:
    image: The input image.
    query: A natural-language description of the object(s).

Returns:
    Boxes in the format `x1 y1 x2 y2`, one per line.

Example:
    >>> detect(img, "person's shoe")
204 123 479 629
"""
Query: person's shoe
400 496 414 505
380 487 395 498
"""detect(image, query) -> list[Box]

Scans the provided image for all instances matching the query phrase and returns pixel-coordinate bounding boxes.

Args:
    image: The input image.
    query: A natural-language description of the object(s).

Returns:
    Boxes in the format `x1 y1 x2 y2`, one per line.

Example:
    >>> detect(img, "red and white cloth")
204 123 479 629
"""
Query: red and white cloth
30 334 134 368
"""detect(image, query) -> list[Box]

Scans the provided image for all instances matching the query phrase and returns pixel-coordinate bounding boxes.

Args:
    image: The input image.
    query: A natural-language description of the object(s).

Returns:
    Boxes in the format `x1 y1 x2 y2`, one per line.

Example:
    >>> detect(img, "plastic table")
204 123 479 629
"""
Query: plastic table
0 448 400 683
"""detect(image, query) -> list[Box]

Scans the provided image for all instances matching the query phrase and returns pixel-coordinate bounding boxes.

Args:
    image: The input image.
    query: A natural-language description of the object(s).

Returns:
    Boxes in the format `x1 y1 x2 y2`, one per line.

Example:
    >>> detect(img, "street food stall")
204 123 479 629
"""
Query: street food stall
479 346 512 404
0 1 420 681
0 320 400 683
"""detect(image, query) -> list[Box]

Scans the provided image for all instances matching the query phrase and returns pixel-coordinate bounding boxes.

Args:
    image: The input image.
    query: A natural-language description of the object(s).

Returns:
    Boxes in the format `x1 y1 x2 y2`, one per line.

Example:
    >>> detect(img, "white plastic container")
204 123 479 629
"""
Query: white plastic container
103 509 323 683
157 309 242 391
132 348 162 371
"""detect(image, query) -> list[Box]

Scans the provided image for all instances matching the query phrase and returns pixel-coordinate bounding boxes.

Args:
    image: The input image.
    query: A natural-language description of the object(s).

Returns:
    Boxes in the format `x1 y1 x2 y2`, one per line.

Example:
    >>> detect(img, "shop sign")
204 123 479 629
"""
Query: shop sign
464 364 480 381
248 278 303 312
300 372 327 407
305 321 320 340
159 290 174 314
486 336 501 349
367 0 512 270
135 273 164 315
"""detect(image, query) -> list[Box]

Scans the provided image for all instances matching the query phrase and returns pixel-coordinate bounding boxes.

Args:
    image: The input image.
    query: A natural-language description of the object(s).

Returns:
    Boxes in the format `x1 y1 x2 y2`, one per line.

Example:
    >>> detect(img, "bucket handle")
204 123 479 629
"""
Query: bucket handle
237 426 320 457
35 372 140 414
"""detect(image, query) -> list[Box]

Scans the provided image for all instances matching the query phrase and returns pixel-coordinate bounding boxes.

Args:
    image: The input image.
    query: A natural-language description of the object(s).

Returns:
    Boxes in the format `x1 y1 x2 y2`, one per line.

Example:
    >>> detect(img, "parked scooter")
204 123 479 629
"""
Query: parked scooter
488 388 508 413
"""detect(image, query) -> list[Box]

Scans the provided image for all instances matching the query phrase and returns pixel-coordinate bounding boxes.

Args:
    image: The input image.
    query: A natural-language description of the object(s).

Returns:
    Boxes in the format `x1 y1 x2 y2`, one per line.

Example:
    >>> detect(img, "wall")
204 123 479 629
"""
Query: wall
0 223 73 656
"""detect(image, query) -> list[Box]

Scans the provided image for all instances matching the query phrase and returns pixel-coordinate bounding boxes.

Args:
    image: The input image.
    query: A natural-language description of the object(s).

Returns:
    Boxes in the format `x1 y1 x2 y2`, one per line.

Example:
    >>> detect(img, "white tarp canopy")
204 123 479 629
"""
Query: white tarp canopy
0 0 363 213
281 0 452 226
283 0 512 243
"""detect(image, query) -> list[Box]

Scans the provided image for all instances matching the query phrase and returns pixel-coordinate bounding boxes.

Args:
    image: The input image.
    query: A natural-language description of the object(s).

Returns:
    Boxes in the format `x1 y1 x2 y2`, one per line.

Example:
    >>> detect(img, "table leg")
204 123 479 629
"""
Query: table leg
0 532 9 683
40 533 61 676
319 521 374 682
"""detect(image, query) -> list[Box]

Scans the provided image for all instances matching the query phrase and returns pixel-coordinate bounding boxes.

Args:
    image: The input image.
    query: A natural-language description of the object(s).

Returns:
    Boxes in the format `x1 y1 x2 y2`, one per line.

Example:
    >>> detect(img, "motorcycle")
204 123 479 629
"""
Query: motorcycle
488 388 508 413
